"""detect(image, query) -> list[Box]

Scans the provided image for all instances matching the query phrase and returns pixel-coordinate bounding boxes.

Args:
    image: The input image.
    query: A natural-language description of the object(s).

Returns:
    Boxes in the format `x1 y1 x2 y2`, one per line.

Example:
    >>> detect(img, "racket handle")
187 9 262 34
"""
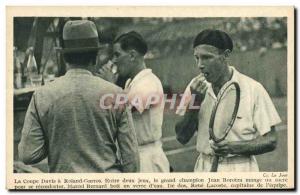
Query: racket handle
210 156 220 172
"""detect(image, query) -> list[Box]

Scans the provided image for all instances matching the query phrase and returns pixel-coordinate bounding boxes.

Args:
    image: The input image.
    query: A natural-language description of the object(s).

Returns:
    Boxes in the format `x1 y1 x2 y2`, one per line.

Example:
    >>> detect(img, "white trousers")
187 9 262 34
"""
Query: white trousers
138 140 170 172
194 153 259 172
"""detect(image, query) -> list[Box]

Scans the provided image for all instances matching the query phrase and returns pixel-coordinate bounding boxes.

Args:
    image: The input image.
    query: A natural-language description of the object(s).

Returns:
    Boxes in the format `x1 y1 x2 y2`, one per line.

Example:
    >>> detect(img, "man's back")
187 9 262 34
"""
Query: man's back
19 69 139 173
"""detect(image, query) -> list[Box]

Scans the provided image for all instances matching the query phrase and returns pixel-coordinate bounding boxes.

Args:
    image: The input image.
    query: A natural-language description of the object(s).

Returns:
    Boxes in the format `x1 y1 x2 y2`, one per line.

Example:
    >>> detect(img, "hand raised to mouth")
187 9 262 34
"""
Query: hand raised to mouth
190 73 208 100
96 60 119 84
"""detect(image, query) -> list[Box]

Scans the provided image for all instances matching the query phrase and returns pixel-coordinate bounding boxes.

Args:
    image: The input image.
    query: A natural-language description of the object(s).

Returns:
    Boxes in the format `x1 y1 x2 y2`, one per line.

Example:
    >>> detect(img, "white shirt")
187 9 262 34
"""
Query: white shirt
177 66 281 155
125 68 165 145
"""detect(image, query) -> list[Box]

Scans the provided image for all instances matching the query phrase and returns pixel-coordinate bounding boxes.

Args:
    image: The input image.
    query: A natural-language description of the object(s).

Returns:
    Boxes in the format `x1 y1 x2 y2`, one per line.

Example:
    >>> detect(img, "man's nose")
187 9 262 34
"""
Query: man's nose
197 61 205 70
111 57 117 64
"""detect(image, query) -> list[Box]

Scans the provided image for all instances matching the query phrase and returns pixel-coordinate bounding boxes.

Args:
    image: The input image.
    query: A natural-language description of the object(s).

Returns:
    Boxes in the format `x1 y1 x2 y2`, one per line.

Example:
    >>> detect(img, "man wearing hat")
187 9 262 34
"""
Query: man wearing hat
175 29 281 172
18 20 139 173
99 31 170 172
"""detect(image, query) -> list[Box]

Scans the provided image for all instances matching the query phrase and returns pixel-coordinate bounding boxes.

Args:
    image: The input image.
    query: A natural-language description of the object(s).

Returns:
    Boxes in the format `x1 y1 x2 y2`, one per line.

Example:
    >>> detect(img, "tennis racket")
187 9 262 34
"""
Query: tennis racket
209 82 240 172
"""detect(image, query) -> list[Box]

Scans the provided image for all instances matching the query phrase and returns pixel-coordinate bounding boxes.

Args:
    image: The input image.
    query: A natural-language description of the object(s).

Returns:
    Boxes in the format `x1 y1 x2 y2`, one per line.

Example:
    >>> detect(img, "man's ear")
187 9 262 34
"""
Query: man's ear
223 49 231 57
129 49 138 61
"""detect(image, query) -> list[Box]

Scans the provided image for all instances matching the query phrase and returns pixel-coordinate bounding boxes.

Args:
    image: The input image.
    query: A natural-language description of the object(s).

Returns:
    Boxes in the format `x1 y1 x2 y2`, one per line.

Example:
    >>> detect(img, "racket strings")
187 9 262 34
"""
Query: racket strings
209 82 240 143
208 82 241 172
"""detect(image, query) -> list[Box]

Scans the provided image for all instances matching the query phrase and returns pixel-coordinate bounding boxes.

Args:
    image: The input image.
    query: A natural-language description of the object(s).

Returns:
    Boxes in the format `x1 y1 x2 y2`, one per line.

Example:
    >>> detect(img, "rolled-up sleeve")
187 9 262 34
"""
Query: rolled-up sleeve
18 93 48 165
253 84 282 135
116 106 139 172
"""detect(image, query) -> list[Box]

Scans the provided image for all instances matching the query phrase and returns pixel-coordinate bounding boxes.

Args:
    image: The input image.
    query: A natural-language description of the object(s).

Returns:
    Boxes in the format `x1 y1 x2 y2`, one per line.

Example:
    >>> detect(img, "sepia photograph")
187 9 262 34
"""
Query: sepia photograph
7 6 294 190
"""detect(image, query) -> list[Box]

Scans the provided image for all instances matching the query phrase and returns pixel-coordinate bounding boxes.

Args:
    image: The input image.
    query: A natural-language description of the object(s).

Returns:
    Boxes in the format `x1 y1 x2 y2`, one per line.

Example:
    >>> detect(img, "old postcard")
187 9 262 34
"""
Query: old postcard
7 6 294 190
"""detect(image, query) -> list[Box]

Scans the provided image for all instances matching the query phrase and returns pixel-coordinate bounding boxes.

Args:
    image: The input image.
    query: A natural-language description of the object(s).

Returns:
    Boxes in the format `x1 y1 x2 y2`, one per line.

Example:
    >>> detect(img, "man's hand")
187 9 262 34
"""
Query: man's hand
190 74 208 100
95 61 119 83
210 140 241 157
209 127 278 156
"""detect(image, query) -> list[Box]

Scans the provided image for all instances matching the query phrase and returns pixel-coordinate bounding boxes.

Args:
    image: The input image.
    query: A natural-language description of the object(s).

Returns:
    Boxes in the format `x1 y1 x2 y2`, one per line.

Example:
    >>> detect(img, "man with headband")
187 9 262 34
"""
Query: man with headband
175 29 281 172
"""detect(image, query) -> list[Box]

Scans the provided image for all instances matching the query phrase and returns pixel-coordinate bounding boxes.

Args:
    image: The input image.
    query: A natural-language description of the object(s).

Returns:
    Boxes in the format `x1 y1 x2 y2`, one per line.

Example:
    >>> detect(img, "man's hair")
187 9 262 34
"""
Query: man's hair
114 31 148 56
63 51 98 66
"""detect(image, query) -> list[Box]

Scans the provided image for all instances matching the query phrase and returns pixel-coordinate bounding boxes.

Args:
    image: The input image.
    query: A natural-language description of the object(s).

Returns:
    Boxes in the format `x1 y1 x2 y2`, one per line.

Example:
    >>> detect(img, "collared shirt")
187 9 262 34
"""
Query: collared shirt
125 68 164 145
197 66 281 154
18 68 139 173
177 66 281 155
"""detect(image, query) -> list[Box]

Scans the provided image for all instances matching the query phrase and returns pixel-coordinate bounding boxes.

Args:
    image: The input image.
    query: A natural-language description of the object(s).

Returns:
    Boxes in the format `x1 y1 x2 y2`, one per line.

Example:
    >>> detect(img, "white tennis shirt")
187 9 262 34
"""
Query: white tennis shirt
125 68 165 145
177 66 282 155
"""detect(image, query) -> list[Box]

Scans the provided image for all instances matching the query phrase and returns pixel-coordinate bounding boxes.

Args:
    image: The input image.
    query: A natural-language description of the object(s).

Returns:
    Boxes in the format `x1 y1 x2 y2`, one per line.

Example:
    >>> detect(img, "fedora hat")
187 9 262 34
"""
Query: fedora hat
60 20 101 53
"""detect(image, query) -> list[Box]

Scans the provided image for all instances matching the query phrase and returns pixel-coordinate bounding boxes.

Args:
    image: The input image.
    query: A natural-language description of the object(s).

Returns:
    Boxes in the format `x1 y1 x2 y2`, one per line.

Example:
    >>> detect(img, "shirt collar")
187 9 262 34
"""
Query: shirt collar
127 68 152 89
65 68 93 76
206 66 240 99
